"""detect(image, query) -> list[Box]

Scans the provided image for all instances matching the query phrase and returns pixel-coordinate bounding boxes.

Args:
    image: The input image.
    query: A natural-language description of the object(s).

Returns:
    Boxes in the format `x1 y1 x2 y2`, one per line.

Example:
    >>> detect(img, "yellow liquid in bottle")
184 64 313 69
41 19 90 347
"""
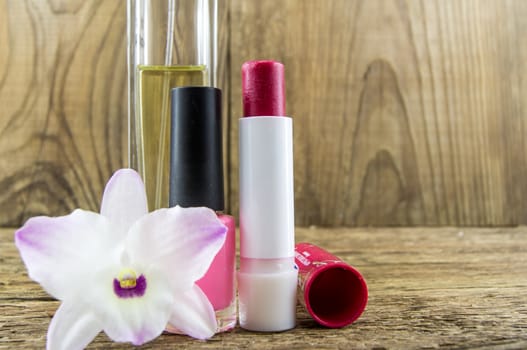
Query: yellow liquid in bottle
135 65 207 210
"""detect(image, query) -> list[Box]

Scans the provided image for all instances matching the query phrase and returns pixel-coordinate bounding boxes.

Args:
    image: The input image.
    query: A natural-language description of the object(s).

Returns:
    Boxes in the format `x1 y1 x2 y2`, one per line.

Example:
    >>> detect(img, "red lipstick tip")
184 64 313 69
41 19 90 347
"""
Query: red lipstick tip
242 60 286 117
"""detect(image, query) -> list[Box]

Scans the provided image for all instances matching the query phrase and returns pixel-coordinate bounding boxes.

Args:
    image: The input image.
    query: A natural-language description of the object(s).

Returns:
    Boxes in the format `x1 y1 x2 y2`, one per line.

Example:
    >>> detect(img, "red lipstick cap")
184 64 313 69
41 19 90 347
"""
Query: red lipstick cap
242 60 286 117
295 243 368 328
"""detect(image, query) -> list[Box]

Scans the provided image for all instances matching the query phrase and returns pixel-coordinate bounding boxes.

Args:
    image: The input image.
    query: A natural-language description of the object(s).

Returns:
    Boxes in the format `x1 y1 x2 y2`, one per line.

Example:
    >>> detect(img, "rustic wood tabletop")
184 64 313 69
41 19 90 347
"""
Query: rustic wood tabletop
1 226 526 349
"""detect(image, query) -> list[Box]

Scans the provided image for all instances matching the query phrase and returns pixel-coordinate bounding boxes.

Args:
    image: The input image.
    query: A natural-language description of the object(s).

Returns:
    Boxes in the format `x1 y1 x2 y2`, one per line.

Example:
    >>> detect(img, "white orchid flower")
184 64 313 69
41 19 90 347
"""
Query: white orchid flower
15 169 227 349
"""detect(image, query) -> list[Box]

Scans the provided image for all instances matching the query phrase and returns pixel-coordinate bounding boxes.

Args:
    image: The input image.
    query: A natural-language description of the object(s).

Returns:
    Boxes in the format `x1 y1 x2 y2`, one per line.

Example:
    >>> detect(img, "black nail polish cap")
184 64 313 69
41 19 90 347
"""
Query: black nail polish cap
169 86 224 211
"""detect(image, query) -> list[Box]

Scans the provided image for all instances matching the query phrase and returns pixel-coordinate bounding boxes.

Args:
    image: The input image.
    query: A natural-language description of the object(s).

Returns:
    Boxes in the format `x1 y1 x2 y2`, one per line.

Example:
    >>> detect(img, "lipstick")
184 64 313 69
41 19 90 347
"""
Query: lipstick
238 60 298 331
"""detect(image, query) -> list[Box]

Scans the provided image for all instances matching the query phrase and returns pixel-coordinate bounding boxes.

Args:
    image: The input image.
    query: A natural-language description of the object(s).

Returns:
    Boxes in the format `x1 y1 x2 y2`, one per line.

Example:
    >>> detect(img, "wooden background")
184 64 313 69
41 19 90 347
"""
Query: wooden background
1 0 526 227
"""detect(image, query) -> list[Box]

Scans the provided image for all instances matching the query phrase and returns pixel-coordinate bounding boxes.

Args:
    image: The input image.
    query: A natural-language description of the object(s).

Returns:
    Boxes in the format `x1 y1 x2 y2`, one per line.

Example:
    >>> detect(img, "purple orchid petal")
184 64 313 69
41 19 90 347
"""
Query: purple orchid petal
167 284 217 340
100 169 148 239
125 206 227 291
14 210 116 300
47 301 102 350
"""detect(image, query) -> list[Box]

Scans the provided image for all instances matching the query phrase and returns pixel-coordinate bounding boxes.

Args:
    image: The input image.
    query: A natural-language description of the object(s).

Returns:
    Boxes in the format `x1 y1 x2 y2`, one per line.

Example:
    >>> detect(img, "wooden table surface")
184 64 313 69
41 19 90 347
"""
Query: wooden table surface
1 227 526 349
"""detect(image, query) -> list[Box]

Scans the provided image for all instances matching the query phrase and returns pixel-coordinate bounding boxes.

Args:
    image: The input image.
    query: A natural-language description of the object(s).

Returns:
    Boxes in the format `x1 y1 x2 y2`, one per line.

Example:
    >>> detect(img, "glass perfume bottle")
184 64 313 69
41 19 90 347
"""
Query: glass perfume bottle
128 0 234 333
127 0 217 210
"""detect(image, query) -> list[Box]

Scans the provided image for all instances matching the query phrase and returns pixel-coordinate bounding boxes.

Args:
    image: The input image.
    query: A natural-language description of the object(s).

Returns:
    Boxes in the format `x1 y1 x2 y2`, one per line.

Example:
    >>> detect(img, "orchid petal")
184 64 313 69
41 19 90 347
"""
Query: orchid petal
100 169 148 239
14 210 116 300
125 206 227 290
47 302 102 350
92 267 174 346
168 284 217 340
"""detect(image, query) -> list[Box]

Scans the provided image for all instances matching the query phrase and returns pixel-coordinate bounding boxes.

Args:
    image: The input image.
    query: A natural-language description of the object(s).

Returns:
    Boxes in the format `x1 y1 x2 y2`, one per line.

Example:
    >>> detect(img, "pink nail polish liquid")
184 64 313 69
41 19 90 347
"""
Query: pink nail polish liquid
196 214 236 331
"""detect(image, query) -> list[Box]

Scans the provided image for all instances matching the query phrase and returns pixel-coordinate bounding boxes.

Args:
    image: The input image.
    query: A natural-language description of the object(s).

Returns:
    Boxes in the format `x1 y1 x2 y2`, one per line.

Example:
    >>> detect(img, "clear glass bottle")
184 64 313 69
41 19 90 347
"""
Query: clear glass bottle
127 0 217 211
128 0 235 333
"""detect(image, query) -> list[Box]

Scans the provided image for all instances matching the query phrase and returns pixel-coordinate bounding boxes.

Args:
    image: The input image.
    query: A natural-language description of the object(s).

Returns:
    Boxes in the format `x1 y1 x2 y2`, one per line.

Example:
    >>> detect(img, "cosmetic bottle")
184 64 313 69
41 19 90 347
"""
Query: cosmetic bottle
238 60 298 331
168 86 236 332
127 0 217 210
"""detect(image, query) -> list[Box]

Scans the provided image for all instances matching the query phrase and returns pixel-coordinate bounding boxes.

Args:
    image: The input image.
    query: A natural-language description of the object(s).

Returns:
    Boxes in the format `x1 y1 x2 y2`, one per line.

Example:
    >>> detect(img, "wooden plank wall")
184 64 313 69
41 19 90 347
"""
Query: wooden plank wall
1 0 526 227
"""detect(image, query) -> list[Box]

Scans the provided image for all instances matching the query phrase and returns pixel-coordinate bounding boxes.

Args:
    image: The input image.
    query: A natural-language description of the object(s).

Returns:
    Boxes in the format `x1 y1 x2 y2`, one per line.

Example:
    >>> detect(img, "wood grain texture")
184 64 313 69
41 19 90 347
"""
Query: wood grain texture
0 0 230 226
1 227 526 349
228 0 527 226
1 1 527 227
0 0 127 226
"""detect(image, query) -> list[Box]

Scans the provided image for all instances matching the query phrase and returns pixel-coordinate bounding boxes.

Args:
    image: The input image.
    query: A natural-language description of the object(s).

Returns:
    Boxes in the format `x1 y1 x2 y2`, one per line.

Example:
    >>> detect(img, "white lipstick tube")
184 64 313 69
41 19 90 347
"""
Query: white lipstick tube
238 116 298 332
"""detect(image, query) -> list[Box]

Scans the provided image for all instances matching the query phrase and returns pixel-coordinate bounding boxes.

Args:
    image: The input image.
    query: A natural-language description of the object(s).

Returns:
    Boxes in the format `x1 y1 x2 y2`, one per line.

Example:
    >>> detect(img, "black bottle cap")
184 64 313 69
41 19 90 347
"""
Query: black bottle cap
169 86 224 211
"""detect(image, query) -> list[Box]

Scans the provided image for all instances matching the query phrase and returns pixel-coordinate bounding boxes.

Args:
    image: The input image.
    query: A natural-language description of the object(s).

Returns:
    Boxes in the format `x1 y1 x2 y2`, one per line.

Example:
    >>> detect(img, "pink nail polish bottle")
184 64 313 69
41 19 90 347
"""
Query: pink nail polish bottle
168 86 236 332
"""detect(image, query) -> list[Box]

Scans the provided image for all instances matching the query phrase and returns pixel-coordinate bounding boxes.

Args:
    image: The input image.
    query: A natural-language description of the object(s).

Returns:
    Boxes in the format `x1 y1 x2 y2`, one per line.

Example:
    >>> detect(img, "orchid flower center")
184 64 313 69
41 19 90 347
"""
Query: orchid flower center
118 268 137 289
113 268 147 299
